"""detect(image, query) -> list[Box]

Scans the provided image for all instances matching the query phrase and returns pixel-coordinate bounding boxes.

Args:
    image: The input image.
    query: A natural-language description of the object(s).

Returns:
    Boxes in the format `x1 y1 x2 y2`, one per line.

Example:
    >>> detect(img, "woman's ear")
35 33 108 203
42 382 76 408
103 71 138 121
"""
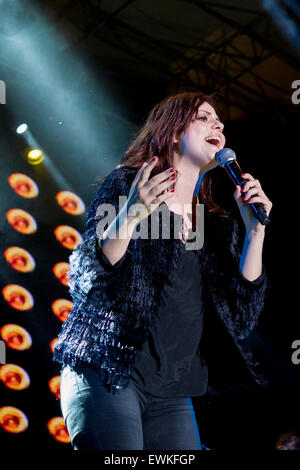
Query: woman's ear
173 132 181 144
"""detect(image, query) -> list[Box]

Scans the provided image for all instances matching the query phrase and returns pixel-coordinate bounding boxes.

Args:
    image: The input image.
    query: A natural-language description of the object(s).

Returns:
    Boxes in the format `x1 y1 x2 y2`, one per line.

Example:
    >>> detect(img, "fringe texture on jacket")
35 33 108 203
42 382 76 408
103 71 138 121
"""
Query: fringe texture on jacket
52 167 269 394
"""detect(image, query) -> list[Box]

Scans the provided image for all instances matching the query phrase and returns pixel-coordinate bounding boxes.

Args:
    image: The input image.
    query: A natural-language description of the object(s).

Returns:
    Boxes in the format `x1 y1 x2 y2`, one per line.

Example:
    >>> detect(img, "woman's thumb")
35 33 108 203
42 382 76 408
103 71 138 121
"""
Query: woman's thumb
133 162 146 185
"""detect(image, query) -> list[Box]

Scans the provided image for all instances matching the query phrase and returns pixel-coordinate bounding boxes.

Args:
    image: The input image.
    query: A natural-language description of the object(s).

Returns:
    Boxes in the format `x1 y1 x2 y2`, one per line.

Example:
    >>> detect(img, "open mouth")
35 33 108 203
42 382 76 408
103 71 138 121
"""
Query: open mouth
204 136 221 147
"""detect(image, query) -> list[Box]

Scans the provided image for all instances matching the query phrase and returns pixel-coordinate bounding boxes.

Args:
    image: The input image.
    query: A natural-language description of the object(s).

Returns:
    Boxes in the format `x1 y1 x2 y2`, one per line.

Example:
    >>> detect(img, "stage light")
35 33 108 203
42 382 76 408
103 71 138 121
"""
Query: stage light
16 123 28 134
1 284 34 311
28 149 42 159
54 225 83 250
6 208 37 234
8 173 39 198
47 417 71 443
27 149 44 165
0 324 32 351
0 364 30 390
0 406 29 433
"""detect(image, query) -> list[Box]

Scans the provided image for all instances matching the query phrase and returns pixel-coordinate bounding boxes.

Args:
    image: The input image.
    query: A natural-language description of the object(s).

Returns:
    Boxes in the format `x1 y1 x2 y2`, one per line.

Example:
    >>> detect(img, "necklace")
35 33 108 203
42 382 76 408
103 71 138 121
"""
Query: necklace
181 217 192 243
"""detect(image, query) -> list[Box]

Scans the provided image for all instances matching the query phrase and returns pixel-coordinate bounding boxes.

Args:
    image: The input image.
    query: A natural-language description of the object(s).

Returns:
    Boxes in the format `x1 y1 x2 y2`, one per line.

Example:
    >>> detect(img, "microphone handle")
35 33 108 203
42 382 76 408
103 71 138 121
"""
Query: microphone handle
224 160 271 226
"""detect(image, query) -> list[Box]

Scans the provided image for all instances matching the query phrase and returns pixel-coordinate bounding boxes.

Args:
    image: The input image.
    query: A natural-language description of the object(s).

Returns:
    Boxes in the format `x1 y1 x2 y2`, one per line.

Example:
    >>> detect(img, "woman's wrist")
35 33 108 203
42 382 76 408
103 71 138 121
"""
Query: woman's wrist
245 224 266 239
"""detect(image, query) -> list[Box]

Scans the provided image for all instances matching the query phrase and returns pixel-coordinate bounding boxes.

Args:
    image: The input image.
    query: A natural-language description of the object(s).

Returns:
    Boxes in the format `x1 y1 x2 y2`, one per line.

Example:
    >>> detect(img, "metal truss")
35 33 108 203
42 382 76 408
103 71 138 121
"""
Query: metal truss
51 0 299 120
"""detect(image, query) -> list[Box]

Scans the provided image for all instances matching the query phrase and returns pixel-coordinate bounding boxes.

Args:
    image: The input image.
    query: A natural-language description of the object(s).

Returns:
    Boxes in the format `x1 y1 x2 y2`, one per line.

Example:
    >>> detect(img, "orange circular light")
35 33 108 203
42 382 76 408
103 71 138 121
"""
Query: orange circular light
55 191 85 215
6 209 37 234
52 262 70 287
7 173 39 198
54 225 82 250
48 375 61 399
0 324 32 351
0 406 28 433
2 284 34 311
50 337 58 353
51 299 72 322
47 417 71 443
4 246 36 272
0 364 30 390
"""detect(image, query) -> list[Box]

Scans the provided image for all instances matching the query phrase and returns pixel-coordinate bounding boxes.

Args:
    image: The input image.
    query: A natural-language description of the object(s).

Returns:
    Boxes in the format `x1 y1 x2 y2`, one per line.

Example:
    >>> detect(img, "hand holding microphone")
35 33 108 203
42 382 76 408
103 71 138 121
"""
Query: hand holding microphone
216 148 272 226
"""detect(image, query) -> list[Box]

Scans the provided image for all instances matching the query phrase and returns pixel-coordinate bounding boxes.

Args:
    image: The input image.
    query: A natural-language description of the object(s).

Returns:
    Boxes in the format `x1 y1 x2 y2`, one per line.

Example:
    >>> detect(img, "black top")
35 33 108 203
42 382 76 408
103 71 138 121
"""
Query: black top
131 241 208 398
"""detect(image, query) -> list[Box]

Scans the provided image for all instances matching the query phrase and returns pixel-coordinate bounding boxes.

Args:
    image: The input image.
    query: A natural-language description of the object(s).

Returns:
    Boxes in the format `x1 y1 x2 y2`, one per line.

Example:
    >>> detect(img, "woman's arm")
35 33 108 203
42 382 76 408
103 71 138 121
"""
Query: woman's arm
214 218 269 341
216 169 272 339
239 228 265 281
100 205 139 266
234 172 272 281
67 168 135 303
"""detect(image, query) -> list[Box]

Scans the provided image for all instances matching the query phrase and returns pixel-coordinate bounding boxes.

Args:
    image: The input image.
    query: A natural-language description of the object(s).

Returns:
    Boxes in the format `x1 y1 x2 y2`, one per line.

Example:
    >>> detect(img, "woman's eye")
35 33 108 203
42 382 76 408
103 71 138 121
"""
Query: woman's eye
197 116 207 121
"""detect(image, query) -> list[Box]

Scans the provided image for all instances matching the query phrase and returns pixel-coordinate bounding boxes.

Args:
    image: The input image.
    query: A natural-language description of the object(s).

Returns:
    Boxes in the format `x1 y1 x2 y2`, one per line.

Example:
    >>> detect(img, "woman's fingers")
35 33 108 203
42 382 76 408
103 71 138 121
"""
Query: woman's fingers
234 173 273 225
129 157 178 221
242 185 262 201
152 174 177 197
137 156 158 187
129 156 167 221
237 174 272 215
239 174 262 201
241 173 255 182
241 174 261 191
138 157 176 197
151 185 175 204
244 195 265 205
132 161 147 186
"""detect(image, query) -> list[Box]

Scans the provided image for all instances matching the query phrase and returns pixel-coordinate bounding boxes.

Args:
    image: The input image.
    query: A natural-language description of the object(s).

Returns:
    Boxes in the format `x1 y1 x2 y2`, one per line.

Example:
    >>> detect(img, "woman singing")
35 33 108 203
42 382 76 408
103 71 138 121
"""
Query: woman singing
53 92 272 450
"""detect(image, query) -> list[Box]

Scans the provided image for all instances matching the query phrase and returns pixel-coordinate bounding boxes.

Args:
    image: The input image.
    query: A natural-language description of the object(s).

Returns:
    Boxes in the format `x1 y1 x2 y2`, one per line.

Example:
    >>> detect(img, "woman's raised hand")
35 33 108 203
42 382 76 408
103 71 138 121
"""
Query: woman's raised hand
126 156 177 223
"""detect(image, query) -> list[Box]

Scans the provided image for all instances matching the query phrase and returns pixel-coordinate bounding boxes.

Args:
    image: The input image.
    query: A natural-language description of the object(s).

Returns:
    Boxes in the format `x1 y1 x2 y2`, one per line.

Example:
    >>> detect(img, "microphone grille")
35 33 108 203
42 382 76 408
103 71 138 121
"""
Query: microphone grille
216 148 236 167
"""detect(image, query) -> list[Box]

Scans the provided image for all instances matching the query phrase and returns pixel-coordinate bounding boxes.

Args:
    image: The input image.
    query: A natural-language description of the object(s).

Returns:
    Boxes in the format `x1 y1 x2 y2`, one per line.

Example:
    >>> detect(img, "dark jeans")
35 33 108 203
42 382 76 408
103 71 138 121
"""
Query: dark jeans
60 364 202 450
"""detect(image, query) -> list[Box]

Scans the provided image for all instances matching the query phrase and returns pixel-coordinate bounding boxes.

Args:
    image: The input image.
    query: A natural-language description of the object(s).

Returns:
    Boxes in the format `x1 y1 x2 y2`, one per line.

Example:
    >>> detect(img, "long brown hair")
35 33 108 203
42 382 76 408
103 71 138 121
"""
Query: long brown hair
104 91 228 216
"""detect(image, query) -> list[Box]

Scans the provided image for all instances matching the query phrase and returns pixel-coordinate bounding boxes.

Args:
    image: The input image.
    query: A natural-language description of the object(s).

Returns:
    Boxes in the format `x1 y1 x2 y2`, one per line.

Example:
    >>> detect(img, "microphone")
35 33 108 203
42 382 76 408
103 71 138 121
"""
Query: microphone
215 148 270 225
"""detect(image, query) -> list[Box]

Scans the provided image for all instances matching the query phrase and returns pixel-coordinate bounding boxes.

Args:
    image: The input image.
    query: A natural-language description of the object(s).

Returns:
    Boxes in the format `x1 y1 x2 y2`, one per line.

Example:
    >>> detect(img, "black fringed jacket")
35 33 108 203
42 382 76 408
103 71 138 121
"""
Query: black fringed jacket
53 166 269 394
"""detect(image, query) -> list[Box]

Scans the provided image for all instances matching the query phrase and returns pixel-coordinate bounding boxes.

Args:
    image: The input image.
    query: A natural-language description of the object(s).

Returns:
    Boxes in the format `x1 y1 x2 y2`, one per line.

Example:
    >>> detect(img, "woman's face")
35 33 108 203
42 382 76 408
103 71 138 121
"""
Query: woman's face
177 101 226 167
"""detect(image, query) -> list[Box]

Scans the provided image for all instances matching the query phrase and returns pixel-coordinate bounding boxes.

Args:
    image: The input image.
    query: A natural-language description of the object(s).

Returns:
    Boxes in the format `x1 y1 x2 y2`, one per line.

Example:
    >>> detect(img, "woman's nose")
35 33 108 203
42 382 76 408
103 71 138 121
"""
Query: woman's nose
212 120 224 131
